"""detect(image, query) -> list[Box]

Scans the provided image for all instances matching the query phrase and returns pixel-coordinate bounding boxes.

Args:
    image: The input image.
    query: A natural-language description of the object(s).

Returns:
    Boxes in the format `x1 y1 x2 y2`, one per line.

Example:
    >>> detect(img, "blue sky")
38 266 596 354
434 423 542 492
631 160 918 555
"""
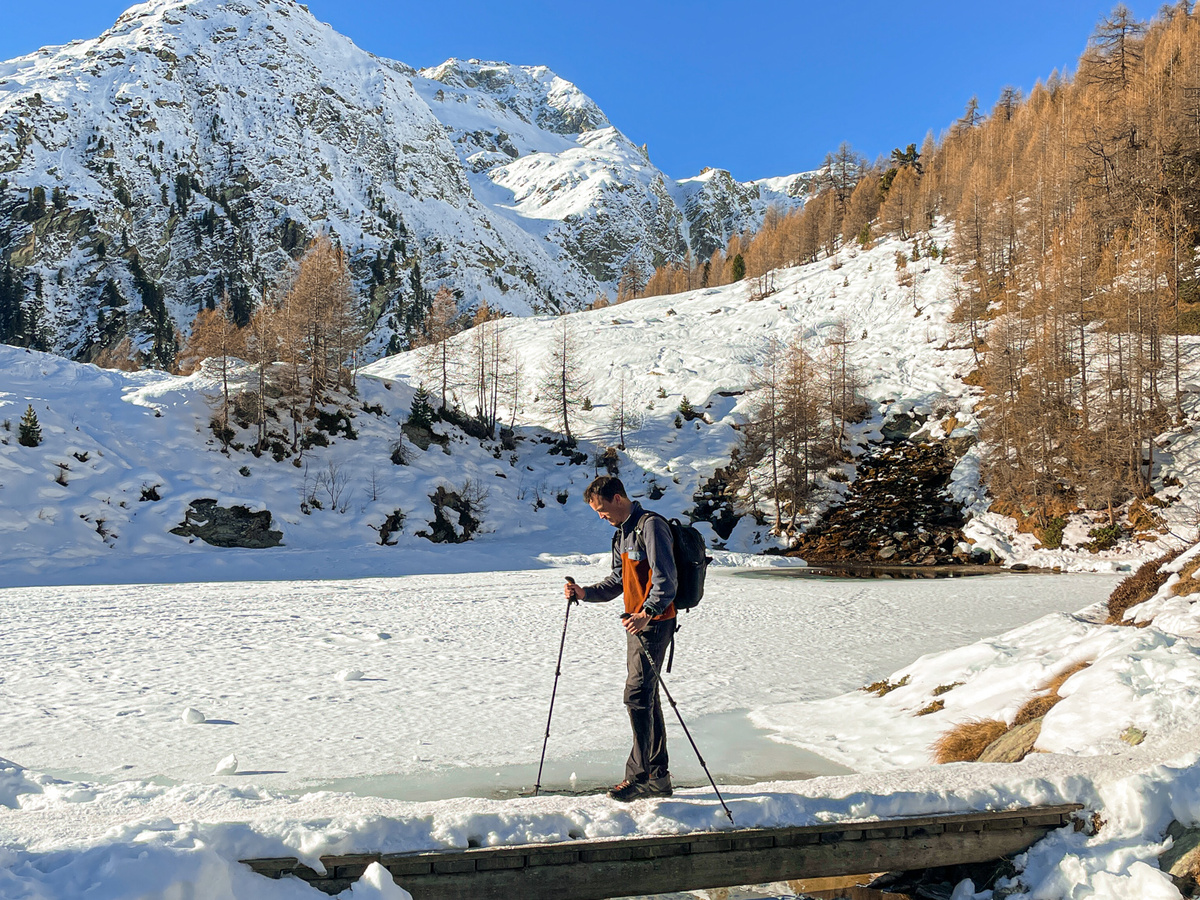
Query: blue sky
1 1 1164 181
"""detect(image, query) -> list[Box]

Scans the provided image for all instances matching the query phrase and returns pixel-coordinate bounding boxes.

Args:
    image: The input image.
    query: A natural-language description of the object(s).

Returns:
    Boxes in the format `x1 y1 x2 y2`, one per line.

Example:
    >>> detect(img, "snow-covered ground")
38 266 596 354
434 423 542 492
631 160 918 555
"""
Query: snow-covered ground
8 216 1200 896
2 567 1128 899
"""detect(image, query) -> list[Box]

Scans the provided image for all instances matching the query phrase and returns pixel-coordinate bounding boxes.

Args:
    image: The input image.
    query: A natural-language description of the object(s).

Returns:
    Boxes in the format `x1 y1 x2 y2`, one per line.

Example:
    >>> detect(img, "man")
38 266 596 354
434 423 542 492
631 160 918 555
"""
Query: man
565 475 676 801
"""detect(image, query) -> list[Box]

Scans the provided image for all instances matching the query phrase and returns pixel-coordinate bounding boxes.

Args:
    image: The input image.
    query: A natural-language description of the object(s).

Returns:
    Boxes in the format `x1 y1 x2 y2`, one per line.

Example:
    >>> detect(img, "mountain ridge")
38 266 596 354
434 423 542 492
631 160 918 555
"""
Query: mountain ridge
0 0 809 364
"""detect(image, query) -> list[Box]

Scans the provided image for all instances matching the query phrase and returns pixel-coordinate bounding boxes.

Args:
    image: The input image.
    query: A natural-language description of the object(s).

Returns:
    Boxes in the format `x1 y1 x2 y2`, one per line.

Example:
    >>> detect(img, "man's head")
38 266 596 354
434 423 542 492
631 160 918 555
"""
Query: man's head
584 476 632 527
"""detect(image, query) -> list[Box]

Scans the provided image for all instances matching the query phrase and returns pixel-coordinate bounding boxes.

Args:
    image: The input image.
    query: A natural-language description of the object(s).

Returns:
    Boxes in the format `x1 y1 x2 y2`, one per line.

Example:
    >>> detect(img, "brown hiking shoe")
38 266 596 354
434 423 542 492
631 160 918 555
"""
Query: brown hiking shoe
608 776 673 802
608 780 649 801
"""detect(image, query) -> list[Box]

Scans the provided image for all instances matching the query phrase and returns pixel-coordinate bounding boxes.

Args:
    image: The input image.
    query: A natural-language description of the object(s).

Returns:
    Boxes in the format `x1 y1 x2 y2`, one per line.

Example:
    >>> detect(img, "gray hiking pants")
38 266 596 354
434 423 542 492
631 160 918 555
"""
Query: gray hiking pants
624 619 673 783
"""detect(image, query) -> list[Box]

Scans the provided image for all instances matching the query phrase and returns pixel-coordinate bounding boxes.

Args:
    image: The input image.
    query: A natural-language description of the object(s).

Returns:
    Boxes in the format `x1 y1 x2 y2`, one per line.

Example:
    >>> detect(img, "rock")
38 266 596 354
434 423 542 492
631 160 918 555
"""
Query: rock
978 718 1043 763
337 669 364 682
212 754 238 776
1160 821 1200 894
181 708 206 725
878 546 897 560
170 499 282 549
401 423 449 453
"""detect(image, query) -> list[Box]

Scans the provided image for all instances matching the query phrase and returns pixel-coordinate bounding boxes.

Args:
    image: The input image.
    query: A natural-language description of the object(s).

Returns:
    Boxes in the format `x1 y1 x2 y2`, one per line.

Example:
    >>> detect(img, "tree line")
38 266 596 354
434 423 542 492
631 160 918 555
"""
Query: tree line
629 2 1200 541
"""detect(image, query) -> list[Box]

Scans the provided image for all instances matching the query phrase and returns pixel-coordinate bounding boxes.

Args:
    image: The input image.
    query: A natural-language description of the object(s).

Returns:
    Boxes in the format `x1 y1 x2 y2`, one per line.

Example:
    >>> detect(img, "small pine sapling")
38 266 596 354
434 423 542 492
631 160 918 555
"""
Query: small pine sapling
18 405 42 447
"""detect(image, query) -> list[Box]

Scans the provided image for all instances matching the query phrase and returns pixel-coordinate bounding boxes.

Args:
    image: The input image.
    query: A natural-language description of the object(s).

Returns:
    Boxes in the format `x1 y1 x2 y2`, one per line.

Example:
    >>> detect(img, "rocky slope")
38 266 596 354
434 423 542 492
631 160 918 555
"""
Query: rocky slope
0 0 808 363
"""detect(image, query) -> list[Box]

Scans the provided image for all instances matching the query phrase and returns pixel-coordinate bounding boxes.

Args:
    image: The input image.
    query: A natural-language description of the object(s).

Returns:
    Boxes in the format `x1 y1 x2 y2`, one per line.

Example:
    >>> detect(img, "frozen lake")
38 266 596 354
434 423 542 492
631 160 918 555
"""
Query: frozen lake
0 565 1120 799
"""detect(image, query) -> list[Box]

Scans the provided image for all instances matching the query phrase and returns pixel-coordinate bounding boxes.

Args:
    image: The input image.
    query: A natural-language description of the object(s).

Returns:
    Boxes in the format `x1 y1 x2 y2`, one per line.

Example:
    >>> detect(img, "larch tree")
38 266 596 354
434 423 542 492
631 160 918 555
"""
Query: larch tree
537 319 590 444
180 297 247 450
417 285 461 410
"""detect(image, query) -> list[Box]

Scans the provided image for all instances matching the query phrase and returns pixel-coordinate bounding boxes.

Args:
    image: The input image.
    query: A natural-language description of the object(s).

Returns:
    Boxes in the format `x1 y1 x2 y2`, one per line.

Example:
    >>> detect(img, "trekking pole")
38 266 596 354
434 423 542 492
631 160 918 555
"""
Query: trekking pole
622 613 735 826
534 577 579 796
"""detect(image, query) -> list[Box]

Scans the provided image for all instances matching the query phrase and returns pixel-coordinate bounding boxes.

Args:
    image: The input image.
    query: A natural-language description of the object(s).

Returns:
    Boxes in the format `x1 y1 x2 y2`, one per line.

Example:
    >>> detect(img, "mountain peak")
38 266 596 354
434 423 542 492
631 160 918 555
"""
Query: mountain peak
420 57 610 136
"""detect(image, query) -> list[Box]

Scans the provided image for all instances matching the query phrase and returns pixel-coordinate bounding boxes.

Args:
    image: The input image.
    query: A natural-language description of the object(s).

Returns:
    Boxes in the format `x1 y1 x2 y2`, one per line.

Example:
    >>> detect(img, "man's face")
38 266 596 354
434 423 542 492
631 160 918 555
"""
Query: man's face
589 494 630 527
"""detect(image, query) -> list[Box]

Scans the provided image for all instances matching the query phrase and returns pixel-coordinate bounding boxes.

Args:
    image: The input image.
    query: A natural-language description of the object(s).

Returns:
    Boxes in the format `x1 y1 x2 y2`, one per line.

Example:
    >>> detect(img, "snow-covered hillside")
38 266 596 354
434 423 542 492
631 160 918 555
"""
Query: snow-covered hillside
3 224 1195 588
0 0 807 361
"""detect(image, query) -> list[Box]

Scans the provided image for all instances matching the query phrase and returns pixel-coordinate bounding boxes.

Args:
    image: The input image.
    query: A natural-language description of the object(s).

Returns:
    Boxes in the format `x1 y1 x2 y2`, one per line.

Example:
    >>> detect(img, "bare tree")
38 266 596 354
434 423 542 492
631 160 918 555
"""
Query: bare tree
537 319 591 443
417 285 461 410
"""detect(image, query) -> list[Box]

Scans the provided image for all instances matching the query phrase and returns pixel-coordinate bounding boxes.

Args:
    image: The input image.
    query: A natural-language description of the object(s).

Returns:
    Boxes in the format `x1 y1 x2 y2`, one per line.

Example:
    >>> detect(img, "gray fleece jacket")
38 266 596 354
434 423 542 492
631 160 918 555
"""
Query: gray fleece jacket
582 502 678 617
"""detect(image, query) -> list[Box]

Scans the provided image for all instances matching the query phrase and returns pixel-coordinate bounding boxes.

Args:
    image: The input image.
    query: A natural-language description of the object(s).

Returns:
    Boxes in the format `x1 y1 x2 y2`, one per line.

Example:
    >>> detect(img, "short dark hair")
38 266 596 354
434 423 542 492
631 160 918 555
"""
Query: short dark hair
584 475 627 504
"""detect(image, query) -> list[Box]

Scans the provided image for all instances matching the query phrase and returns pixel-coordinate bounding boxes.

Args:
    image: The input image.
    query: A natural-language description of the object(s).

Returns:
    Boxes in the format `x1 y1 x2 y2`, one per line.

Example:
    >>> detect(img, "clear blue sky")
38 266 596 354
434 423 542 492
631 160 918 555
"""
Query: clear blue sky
1 1 1164 181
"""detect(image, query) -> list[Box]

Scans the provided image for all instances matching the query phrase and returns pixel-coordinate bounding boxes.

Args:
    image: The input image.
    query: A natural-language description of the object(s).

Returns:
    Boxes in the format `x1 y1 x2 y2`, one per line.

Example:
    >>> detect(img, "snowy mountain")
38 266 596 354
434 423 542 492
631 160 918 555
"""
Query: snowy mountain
0 0 808 362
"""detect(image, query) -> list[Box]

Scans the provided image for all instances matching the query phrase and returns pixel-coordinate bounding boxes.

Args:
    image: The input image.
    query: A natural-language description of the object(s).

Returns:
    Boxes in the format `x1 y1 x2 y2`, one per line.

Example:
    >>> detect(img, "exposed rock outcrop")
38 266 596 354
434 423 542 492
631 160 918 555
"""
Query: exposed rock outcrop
788 438 985 568
170 499 282 548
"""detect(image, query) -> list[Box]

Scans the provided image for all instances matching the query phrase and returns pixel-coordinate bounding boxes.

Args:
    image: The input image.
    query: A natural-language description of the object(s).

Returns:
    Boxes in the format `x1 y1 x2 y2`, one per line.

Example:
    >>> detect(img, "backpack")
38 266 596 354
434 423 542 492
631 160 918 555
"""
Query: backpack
623 511 712 611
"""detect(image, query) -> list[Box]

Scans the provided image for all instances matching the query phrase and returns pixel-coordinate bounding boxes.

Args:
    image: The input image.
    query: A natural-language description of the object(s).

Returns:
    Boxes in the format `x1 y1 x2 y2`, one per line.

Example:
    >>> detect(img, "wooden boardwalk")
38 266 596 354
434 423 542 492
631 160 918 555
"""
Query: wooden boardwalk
242 803 1082 899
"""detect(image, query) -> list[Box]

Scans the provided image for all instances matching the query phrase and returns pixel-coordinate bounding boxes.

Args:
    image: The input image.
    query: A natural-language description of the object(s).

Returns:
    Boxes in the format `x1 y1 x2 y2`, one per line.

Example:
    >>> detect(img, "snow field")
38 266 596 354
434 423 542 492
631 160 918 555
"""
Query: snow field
0 568 1112 792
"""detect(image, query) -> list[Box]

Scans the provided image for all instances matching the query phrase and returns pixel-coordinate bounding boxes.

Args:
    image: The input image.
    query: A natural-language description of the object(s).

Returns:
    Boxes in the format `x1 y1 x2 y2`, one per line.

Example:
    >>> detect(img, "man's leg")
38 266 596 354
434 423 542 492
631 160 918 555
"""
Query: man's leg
623 621 672 784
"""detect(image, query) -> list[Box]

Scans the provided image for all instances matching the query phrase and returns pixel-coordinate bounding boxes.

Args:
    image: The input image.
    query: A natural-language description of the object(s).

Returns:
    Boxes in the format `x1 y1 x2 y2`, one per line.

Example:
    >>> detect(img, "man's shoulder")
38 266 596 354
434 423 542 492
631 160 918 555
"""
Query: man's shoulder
635 508 673 538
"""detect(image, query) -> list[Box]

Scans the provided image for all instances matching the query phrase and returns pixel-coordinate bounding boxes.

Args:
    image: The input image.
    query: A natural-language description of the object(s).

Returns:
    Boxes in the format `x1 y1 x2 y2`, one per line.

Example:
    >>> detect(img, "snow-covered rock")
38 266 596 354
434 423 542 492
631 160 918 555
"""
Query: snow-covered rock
212 753 238 775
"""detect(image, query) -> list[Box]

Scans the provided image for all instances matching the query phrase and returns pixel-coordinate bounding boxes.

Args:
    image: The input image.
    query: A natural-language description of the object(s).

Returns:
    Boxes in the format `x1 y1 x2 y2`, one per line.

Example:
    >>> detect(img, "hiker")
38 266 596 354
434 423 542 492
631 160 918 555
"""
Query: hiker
565 475 677 801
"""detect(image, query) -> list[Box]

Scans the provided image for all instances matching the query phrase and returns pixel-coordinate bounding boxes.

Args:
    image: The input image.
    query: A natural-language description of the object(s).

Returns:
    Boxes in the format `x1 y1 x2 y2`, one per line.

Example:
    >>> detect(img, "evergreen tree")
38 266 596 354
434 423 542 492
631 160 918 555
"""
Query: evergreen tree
0 263 25 343
731 253 746 282
18 405 42 447
22 186 46 221
408 385 435 430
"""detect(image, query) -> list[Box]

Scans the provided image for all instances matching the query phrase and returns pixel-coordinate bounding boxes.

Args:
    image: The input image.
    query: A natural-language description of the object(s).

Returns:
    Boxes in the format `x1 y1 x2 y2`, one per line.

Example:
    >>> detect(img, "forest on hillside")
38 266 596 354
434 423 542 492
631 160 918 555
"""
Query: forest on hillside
638 2 1200 542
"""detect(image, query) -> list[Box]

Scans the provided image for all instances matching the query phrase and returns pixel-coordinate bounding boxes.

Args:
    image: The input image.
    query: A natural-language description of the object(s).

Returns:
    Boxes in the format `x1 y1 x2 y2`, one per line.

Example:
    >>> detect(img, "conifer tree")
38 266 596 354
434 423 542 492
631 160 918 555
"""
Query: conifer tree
18 405 42 447
408 385 435 430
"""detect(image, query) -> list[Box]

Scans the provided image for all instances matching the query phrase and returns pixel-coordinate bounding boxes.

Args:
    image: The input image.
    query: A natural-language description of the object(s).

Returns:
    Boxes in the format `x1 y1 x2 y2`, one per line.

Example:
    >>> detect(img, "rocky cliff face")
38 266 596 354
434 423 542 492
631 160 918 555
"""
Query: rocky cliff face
0 0 809 363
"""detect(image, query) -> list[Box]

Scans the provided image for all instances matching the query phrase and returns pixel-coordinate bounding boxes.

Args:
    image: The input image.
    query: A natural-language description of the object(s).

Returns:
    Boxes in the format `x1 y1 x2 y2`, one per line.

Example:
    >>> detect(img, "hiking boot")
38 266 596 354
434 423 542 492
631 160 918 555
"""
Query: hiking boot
607 779 645 801
608 776 673 802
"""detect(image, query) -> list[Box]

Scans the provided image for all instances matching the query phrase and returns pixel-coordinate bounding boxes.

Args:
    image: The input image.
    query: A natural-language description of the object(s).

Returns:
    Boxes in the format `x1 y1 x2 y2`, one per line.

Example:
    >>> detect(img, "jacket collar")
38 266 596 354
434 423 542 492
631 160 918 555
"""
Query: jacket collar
621 501 645 535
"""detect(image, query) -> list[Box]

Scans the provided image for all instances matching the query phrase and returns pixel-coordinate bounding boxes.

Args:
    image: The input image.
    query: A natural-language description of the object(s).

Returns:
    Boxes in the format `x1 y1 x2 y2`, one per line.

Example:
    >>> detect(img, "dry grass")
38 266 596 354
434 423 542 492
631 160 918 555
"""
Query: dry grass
932 681 964 697
915 699 945 717
862 675 910 697
1106 549 1182 624
1172 555 1200 598
1012 694 1059 727
1041 660 1091 696
1012 660 1093 726
932 719 1009 764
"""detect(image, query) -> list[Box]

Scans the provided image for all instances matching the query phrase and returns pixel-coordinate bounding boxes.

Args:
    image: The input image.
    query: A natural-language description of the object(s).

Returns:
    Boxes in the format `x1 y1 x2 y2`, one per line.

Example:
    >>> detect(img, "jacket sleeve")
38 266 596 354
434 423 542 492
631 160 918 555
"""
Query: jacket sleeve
583 536 623 602
641 515 677 617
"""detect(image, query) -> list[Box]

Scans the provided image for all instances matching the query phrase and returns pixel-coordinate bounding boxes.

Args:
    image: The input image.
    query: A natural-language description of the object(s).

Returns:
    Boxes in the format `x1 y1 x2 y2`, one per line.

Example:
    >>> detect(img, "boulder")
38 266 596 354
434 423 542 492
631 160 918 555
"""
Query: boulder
170 499 283 548
1160 821 1200 895
977 718 1043 763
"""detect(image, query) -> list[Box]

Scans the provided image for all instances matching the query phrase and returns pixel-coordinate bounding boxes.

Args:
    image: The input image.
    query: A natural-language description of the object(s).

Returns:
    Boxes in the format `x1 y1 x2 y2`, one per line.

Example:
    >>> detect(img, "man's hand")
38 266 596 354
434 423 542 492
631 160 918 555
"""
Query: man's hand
564 581 585 601
622 610 653 634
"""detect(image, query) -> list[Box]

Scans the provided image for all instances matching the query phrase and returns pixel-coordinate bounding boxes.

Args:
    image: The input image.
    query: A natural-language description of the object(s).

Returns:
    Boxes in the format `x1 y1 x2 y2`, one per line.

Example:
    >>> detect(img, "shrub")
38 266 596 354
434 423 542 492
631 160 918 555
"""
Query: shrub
1106 549 1182 624
932 719 1008 764
1037 516 1066 550
1087 523 1122 551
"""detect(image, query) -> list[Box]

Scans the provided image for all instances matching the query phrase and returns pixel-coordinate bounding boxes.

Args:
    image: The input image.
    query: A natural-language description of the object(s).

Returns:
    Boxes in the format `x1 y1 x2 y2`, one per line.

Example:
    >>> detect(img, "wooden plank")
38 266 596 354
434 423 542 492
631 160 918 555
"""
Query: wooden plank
387 826 1055 900
240 804 1084 899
